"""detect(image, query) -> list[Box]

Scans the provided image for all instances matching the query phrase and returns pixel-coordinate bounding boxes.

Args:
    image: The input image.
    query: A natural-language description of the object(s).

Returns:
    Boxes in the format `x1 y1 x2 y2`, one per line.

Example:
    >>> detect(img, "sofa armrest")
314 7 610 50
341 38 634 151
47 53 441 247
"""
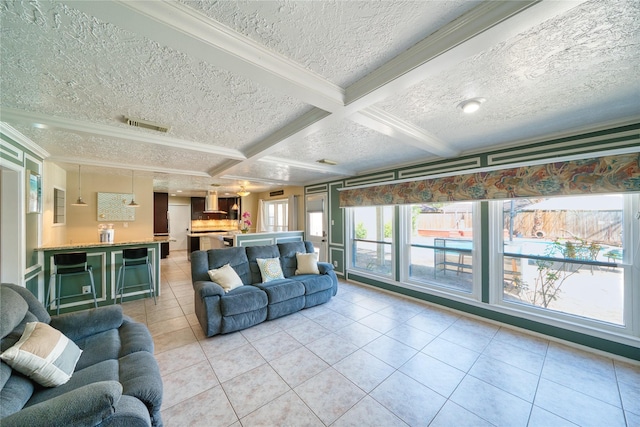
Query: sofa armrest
194 280 225 298
317 262 334 275
101 395 151 427
49 305 124 342
1 381 122 427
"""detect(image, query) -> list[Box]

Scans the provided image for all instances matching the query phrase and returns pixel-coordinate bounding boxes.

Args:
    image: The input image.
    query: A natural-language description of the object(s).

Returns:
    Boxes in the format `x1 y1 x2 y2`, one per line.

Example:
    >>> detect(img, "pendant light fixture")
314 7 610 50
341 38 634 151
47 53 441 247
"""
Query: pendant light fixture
71 165 88 206
237 186 250 197
128 170 140 208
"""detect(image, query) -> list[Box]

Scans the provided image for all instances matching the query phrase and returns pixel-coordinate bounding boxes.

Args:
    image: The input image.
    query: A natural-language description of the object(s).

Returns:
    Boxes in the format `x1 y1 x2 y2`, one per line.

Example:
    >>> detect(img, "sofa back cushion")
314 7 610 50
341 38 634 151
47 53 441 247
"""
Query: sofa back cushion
0 288 29 341
191 248 251 285
246 245 281 284
277 242 309 278
1 284 50 326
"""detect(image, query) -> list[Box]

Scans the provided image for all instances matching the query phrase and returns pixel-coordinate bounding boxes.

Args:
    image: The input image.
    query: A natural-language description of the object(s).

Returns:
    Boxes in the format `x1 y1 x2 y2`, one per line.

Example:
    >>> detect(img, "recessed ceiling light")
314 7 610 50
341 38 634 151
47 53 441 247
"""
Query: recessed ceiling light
317 159 338 165
176 190 182 193
458 98 486 114
171 193 177 196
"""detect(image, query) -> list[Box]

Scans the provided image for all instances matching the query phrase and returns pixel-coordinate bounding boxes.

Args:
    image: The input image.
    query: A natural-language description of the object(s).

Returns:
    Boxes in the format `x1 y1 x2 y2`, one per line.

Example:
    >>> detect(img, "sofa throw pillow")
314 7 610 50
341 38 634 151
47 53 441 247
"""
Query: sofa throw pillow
256 257 285 282
0 322 82 387
208 264 244 292
295 252 320 275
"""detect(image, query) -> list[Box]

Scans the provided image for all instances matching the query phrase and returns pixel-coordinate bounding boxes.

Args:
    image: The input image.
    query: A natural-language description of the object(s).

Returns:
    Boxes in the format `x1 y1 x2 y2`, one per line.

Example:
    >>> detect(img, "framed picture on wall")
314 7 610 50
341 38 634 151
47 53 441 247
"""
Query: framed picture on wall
26 170 41 214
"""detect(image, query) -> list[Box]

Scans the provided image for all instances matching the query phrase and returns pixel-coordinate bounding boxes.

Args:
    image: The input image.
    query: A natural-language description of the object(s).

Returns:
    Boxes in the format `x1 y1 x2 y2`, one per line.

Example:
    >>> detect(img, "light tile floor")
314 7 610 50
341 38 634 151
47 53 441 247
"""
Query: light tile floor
123 251 640 427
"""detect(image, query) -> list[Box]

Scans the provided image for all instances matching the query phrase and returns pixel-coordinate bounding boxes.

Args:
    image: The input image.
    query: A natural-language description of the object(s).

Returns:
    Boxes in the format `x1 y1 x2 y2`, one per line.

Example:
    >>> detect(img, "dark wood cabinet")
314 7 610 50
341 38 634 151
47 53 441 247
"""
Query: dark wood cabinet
153 193 169 234
191 197 239 220
191 197 206 220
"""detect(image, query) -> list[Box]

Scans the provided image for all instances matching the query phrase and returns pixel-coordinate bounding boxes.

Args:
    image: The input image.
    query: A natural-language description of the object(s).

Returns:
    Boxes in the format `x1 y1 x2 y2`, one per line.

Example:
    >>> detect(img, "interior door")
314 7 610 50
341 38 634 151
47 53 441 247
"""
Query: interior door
169 204 190 251
305 193 328 262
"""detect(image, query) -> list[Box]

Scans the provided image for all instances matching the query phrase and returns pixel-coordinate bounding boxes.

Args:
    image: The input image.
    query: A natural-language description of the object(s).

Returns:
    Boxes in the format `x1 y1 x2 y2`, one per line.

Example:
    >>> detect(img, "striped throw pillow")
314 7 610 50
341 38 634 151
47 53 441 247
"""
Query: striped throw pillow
0 322 82 387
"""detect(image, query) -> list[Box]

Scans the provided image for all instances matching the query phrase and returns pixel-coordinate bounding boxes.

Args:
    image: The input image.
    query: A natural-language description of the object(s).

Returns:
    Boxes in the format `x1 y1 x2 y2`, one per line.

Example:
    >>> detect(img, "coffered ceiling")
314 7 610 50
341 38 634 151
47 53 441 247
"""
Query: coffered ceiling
1 0 638 196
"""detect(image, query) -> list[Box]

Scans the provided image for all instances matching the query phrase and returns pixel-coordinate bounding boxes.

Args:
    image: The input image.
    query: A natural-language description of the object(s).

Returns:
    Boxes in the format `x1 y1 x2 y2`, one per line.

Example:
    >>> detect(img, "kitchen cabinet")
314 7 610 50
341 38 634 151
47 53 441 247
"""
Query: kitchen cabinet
191 197 239 220
153 193 169 234
153 193 170 259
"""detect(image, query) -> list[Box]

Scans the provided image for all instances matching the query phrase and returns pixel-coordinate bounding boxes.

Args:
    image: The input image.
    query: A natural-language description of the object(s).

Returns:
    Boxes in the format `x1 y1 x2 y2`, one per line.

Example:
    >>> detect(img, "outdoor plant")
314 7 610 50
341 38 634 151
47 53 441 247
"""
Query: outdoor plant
509 236 602 309
355 222 367 239
240 211 251 233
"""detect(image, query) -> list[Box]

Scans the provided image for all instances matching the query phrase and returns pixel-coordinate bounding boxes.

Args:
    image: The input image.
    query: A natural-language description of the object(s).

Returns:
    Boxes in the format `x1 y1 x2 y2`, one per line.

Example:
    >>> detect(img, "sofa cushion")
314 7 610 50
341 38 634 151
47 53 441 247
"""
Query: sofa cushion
0 322 82 387
191 248 251 284
208 264 244 292
246 245 281 284
0 363 34 418
291 274 333 295
252 279 305 304
277 241 308 277
74 329 120 371
0 288 29 340
0 284 50 325
295 252 320 275
26 359 119 407
219 286 268 317
256 258 285 282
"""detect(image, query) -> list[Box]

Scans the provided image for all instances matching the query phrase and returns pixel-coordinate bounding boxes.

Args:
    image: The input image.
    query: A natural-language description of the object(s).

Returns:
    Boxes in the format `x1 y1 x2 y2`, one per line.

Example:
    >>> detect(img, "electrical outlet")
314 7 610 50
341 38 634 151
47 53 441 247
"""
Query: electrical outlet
333 260 338 267
82 286 91 294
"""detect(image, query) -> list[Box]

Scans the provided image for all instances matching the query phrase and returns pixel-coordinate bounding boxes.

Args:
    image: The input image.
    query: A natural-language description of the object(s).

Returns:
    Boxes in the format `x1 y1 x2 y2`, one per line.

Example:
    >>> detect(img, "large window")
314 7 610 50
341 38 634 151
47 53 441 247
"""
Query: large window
495 194 631 326
404 202 477 294
350 206 393 277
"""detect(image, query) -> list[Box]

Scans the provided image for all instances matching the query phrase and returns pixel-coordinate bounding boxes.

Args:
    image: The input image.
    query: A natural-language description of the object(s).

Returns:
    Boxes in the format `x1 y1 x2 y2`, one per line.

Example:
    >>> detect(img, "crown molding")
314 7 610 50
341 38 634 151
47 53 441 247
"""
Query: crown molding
0 108 246 160
0 122 50 159
72 0 345 112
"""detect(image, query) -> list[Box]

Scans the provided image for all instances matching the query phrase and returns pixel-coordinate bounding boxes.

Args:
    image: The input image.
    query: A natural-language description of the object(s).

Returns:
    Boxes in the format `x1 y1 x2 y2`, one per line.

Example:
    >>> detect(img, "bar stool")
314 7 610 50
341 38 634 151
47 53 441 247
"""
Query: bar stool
47 252 98 315
115 248 156 305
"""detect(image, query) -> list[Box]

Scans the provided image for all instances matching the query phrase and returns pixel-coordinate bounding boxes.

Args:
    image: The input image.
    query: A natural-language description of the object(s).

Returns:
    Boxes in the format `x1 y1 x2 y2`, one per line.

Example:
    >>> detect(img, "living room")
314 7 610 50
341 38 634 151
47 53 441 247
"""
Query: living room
1 1 639 426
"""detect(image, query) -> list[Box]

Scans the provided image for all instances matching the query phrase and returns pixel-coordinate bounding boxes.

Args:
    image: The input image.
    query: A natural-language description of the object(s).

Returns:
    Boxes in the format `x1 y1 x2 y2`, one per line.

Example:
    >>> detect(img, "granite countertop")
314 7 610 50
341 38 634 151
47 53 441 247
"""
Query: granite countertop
187 231 238 237
37 236 173 251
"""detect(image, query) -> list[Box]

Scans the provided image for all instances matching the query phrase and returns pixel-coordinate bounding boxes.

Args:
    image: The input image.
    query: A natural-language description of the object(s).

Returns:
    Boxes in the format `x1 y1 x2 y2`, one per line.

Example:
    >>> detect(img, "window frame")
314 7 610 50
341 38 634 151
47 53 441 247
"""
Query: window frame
489 194 639 341
399 203 482 301
53 186 65 226
348 205 395 280
263 198 288 232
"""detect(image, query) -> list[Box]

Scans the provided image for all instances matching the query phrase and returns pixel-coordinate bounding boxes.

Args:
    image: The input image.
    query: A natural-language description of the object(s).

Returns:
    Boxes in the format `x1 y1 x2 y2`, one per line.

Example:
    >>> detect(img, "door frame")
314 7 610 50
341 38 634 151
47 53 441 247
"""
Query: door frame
305 192 328 262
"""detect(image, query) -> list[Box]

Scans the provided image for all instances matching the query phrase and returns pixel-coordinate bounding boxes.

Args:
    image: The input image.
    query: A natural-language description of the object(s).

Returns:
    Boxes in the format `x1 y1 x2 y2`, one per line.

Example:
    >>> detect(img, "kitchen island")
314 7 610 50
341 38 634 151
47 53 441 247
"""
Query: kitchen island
186 230 306 259
36 236 170 314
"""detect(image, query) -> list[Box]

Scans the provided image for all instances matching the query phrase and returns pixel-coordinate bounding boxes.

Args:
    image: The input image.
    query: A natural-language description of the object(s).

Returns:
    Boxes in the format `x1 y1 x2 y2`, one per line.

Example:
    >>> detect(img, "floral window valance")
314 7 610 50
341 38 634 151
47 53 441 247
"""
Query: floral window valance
339 152 640 207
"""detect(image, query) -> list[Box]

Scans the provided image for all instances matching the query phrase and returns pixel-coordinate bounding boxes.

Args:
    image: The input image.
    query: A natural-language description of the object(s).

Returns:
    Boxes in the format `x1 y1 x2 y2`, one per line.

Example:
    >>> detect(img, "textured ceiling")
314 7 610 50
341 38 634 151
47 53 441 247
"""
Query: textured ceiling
1 0 639 196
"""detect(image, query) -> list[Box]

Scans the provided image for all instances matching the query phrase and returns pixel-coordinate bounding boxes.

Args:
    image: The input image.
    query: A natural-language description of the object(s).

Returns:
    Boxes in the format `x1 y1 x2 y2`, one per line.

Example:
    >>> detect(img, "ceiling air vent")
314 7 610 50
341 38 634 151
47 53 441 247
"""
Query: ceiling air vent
125 117 171 133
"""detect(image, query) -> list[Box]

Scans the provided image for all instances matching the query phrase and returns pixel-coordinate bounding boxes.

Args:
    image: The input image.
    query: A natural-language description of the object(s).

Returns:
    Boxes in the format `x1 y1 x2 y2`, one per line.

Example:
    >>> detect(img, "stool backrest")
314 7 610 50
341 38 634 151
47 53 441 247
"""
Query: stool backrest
53 252 88 274
123 248 149 266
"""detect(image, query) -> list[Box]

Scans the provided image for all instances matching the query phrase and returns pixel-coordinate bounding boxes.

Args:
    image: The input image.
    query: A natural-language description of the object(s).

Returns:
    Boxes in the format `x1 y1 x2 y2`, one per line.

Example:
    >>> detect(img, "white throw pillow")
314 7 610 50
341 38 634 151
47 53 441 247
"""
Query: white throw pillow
295 252 320 275
0 322 82 387
207 264 244 292
256 257 285 282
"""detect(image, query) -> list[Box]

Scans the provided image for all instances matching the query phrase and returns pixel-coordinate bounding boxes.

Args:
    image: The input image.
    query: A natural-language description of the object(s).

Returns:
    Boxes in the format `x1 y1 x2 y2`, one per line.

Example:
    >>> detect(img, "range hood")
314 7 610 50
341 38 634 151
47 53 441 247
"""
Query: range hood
203 191 227 214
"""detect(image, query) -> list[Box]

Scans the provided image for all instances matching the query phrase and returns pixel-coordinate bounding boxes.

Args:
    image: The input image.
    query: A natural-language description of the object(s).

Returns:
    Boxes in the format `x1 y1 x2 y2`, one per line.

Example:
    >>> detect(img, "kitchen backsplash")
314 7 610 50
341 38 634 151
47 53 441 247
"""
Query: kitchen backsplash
191 219 239 232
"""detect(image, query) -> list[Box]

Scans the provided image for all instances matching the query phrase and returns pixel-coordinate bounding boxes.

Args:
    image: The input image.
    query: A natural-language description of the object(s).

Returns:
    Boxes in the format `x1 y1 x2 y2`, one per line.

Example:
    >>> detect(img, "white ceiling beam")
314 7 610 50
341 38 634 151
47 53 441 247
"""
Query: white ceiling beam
69 0 588 181
219 174 304 187
344 0 588 110
71 0 345 112
49 156 212 177
1 108 246 160
351 107 459 158
258 156 357 176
